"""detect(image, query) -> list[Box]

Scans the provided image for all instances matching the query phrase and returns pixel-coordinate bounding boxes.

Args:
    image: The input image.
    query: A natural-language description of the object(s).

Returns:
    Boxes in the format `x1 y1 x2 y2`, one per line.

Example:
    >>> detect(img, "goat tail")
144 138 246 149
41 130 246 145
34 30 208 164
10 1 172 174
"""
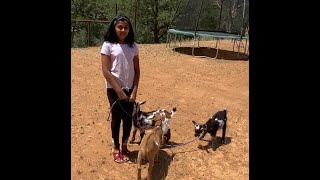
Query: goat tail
170 107 177 117
137 150 143 180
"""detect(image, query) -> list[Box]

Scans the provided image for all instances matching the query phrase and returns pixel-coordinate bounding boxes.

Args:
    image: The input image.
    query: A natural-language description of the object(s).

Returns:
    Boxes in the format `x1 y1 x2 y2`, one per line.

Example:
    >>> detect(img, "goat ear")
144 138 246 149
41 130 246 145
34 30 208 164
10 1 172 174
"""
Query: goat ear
140 101 146 105
192 120 197 125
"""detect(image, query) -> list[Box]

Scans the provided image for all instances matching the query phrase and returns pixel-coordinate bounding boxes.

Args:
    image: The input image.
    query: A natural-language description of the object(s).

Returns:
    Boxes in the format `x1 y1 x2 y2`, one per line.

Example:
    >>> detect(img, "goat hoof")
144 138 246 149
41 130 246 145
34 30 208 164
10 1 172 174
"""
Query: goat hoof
220 140 225 144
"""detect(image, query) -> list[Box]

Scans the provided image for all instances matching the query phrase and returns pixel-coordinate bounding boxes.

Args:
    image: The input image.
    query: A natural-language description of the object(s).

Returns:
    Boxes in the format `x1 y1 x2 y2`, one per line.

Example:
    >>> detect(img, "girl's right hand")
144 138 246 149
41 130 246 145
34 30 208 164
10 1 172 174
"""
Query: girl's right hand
117 91 129 101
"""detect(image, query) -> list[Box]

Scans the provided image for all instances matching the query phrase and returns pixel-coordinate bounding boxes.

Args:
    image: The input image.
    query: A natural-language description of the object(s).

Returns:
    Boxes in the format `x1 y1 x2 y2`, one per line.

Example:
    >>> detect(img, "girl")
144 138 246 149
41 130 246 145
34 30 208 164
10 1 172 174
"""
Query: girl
101 15 140 163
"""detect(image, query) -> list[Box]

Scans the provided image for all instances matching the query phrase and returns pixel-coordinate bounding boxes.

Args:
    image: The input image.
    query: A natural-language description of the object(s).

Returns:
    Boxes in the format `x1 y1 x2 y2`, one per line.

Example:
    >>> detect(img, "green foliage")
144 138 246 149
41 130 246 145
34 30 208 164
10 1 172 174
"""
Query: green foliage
71 0 109 20
71 0 184 47
71 0 248 47
73 29 87 48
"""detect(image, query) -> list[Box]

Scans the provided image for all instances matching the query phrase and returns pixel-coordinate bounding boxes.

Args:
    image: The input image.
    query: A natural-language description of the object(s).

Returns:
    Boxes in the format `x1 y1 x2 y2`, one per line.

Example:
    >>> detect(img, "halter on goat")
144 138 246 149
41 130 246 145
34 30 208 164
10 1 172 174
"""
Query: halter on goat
130 101 176 145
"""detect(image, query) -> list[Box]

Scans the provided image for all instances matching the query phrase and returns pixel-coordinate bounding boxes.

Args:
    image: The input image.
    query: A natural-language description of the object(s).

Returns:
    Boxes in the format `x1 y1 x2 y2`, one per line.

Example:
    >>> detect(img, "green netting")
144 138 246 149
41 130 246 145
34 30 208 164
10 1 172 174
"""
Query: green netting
172 0 249 36
167 29 249 39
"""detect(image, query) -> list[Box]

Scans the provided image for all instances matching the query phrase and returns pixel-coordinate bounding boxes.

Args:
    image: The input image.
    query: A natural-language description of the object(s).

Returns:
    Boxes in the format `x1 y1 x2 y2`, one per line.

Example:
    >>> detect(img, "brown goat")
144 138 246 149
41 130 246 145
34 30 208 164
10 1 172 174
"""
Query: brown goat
137 113 164 180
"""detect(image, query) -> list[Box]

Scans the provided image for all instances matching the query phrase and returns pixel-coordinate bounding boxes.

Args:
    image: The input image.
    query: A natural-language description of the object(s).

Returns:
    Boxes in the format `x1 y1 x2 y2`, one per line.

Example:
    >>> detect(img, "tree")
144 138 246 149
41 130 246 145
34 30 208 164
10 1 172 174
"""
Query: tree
71 0 189 46
137 0 182 43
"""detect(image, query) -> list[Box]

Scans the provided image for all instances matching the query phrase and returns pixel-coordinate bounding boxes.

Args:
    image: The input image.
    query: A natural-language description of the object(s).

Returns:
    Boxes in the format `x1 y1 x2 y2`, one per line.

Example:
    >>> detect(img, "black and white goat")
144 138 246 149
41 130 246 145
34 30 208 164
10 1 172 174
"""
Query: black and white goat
192 109 227 147
130 101 176 145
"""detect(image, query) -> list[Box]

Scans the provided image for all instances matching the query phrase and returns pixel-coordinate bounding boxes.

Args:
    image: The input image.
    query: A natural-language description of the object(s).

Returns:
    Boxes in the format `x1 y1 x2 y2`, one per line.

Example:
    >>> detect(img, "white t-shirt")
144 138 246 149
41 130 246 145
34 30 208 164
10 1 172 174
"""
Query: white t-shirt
101 41 139 89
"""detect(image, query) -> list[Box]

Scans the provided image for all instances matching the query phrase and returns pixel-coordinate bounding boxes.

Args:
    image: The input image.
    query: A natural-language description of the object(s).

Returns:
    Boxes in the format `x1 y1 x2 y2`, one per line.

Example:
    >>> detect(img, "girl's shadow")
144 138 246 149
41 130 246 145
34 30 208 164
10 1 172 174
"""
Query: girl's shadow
198 136 232 151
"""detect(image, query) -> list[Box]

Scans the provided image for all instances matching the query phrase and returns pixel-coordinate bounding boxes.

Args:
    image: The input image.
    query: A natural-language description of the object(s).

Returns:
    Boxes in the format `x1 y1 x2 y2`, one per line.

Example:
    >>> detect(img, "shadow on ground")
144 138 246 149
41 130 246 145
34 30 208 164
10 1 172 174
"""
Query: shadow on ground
197 136 232 151
173 47 249 60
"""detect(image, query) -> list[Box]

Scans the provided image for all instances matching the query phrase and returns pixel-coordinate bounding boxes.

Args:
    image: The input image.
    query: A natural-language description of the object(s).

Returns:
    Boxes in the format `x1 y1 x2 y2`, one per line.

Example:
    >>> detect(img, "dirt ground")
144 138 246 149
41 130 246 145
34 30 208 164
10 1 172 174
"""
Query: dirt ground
71 40 249 180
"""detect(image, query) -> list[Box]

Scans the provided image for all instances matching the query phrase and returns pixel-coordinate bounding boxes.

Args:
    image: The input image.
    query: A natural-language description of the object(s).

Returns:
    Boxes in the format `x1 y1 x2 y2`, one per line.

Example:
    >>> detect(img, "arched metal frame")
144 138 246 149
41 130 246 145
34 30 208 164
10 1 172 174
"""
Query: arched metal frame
166 0 249 59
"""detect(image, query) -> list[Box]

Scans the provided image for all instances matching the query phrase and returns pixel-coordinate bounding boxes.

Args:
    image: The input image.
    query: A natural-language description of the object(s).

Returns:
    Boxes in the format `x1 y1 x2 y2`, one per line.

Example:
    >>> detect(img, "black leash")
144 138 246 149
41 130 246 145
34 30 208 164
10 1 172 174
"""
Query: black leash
107 99 132 121
106 100 118 121
162 130 205 148
162 135 202 148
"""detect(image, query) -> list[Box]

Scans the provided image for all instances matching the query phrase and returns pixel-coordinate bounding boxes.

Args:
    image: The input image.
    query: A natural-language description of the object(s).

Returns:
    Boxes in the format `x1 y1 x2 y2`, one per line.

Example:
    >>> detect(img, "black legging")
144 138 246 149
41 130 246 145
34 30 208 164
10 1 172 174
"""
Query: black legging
107 88 134 149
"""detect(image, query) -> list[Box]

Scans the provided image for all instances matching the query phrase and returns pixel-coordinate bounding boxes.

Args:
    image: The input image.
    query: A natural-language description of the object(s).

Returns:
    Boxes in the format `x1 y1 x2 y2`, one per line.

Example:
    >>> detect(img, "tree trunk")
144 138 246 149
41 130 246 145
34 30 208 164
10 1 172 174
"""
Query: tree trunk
152 0 159 43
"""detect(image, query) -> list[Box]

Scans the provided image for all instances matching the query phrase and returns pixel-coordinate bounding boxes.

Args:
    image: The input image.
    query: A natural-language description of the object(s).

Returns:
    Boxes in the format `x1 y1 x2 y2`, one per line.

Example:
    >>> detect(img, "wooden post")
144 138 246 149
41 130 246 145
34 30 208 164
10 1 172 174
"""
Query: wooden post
87 22 91 47
116 0 118 15
71 19 110 47
134 0 138 33
71 28 74 47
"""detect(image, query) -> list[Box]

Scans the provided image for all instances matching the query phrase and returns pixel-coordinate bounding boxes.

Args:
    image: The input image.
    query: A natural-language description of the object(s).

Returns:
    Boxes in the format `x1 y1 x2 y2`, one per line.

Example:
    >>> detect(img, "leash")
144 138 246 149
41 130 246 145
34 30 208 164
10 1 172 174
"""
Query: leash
118 101 133 118
162 135 201 148
162 130 205 148
106 100 119 121
107 99 133 121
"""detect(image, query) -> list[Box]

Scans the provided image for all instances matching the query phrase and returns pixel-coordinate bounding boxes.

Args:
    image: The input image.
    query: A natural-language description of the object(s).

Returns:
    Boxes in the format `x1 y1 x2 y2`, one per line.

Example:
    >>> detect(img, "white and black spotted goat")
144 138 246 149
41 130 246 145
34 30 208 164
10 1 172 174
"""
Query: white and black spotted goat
192 109 227 147
130 101 176 145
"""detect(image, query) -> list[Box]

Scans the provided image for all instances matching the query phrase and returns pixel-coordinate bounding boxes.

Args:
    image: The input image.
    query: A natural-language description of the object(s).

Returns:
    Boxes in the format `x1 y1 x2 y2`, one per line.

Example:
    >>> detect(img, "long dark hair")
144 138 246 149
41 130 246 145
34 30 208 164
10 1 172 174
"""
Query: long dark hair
103 15 135 48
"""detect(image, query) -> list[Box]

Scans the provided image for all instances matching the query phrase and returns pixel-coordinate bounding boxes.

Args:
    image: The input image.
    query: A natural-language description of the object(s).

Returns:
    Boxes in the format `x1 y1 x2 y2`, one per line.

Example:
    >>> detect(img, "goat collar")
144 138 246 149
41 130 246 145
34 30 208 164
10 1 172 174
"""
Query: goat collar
154 125 162 130
203 124 208 131
199 125 208 138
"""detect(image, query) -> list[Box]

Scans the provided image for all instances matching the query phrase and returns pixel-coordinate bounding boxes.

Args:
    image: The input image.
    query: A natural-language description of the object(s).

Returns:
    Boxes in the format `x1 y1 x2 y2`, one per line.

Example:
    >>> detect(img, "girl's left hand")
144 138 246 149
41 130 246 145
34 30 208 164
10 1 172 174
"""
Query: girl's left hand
129 95 136 102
